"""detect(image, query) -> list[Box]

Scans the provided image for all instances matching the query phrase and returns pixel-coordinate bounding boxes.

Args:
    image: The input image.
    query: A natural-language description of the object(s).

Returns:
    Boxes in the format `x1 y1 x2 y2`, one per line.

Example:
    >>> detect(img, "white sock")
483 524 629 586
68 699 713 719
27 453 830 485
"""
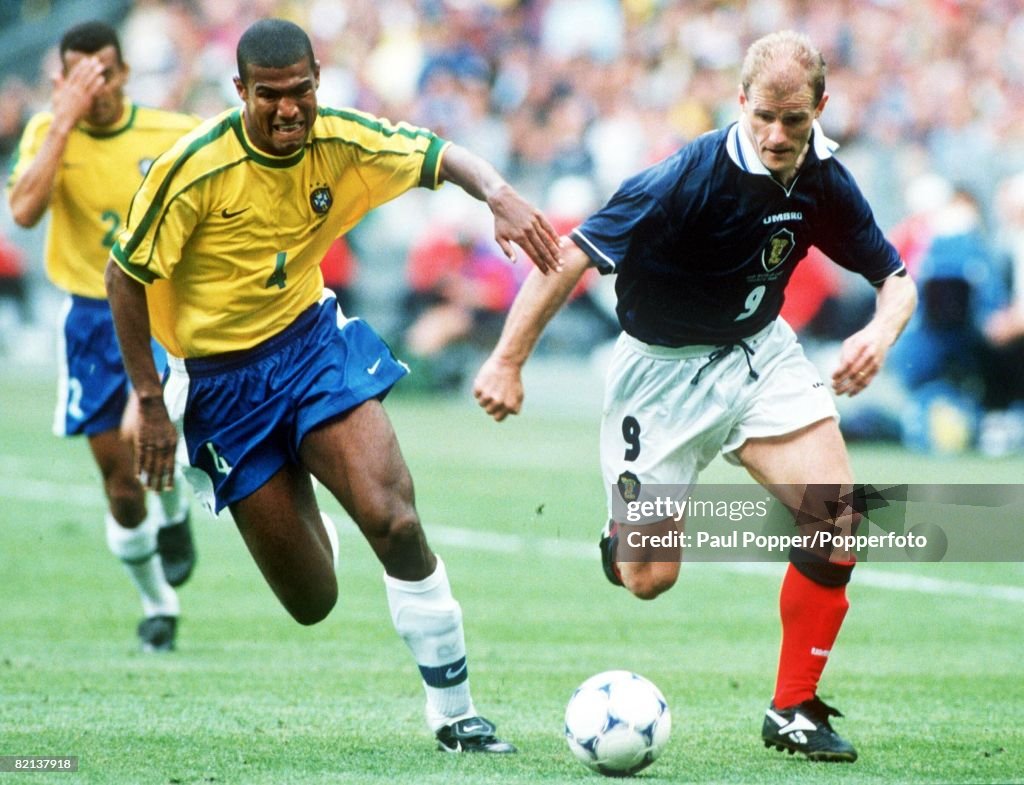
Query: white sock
320 511 339 569
105 512 179 618
153 466 189 527
384 556 476 731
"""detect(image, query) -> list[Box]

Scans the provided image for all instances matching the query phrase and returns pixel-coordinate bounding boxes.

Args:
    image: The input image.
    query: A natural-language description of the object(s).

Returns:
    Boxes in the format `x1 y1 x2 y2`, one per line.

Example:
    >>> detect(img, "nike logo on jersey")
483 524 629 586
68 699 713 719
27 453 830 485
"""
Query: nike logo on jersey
221 208 248 219
366 358 382 375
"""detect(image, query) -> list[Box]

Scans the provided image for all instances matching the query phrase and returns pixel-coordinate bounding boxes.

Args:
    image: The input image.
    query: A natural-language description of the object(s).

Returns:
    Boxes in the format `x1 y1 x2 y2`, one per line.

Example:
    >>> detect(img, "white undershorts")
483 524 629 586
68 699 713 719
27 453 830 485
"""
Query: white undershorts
600 319 838 521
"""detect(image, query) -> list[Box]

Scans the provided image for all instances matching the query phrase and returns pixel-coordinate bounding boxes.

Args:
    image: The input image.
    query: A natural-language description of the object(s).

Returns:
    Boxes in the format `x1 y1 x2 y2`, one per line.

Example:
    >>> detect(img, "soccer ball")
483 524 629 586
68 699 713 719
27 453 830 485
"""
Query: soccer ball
564 670 672 776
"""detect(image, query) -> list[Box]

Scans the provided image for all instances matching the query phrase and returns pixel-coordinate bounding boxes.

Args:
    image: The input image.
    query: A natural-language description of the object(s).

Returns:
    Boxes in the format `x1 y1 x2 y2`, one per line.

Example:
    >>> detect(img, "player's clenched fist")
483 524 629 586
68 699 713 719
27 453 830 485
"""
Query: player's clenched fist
473 357 524 422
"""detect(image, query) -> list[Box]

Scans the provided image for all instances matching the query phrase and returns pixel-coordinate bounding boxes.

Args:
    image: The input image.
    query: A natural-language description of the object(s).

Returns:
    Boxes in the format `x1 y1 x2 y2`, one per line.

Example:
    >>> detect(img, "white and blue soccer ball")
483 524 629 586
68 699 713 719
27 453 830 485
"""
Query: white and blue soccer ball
564 670 672 776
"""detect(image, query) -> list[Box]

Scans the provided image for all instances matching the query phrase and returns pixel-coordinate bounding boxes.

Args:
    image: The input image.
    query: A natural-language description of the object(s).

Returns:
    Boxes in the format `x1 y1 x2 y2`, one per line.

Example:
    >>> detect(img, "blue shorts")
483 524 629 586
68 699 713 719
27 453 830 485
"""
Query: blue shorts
165 296 407 513
54 295 167 437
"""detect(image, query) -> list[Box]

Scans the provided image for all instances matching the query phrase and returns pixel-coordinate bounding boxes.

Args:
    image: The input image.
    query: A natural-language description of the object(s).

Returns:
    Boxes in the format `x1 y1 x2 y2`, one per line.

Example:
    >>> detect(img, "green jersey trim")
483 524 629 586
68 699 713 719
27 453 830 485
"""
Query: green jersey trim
229 111 306 168
316 107 446 188
119 113 238 263
420 136 447 189
318 107 431 139
81 104 138 139
109 243 158 284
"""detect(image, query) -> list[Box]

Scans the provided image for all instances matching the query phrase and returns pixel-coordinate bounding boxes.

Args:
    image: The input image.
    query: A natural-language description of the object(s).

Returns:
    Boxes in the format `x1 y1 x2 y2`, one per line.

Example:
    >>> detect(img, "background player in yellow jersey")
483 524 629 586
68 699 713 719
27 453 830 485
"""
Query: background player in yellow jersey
106 18 561 753
6 21 199 653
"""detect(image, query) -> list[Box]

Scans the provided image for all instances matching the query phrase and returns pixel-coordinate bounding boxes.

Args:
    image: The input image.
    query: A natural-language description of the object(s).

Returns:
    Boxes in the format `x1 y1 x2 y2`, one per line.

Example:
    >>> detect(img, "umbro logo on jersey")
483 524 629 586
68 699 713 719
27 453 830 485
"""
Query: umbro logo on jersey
221 208 248 219
763 211 803 224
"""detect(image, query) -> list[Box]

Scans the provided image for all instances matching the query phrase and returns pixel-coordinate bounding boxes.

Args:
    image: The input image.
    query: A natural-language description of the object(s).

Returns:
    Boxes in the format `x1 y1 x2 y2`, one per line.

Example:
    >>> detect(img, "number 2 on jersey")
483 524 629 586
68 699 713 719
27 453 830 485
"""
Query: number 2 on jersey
100 210 121 249
734 284 766 321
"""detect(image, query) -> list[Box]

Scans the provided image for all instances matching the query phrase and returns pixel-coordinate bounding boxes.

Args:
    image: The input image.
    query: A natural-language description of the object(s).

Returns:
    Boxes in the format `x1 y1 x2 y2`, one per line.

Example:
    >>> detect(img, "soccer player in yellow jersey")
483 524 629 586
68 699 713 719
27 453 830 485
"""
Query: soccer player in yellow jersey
6 21 199 653
106 18 561 753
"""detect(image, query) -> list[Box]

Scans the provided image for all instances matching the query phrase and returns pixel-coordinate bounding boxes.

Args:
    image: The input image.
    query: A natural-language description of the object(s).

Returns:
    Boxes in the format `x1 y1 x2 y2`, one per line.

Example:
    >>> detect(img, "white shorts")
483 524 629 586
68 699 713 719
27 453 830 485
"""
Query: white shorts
600 319 837 521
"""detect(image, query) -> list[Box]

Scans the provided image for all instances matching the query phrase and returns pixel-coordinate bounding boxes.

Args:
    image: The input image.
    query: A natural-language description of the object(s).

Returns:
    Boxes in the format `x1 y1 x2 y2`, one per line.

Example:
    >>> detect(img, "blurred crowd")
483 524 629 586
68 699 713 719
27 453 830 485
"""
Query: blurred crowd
5 0 1024 452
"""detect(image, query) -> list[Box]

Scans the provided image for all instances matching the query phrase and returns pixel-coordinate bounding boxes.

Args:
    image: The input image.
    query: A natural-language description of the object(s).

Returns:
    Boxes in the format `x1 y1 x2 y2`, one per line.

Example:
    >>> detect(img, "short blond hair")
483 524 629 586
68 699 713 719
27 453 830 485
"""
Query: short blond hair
740 30 826 105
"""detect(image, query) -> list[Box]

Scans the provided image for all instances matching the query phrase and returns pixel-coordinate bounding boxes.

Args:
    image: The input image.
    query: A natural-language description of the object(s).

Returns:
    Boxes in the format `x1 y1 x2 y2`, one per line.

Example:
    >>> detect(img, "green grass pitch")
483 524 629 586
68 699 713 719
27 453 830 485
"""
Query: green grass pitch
1 365 1022 784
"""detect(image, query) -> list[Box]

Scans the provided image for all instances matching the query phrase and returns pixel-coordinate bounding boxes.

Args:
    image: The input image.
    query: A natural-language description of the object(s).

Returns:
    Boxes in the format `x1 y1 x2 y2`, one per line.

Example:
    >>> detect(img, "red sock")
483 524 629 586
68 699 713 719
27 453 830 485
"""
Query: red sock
772 562 850 709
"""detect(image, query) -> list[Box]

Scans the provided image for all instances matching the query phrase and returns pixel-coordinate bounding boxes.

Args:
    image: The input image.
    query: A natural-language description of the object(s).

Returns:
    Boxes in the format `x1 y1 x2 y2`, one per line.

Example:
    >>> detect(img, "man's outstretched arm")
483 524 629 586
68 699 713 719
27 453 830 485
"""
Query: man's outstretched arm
474 240 592 421
438 143 561 274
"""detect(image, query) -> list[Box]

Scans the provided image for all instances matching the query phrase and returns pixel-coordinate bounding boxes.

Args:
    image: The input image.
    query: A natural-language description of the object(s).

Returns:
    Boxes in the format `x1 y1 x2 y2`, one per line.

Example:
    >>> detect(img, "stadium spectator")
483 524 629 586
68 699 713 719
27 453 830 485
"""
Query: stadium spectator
976 172 1024 454
474 30 916 763
5 21 198 653
0 76 33 174
887 173 956 278
0 230 30 324
319 235 359 317
105 18 559 753
9 1 1024 221
890 188 1007 404
400 196 523 392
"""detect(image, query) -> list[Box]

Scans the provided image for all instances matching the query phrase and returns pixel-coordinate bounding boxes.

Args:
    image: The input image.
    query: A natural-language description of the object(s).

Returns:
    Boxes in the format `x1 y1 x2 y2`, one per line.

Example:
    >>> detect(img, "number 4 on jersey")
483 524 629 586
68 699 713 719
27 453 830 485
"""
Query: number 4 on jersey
266 251 288 289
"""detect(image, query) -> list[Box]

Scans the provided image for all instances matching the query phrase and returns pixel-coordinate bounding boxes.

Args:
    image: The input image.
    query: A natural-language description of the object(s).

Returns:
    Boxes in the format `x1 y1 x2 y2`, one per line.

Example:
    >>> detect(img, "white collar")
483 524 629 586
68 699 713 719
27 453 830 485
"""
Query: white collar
727 118 838 176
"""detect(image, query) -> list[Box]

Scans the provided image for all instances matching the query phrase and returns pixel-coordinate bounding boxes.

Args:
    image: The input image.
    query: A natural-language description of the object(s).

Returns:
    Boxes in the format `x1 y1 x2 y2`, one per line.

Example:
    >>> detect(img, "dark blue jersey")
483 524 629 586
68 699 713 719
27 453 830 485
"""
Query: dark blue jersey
571 121 904 346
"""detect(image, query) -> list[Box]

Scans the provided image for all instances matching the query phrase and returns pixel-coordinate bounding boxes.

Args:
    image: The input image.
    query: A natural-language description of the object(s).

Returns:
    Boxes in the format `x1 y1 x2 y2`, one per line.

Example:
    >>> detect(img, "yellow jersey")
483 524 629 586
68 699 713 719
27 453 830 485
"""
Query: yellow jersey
111 106 449 358
6 101 200 298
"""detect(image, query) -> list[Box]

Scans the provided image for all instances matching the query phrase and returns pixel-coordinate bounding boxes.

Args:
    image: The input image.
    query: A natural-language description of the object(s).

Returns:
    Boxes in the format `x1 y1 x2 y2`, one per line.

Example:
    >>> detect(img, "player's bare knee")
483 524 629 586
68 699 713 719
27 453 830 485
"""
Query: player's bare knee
379 509 425 551
287 583 338 626
368 509 435 578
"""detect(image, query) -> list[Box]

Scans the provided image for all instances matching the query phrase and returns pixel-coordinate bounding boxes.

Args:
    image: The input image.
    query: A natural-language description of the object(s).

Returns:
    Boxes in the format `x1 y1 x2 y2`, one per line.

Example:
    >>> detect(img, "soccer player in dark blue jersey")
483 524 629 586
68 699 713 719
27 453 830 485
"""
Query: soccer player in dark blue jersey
475 30 917 762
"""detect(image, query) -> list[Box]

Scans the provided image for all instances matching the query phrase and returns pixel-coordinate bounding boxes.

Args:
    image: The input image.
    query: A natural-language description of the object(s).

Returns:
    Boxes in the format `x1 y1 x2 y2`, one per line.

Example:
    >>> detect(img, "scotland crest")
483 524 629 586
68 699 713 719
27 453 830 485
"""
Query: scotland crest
617 471 641 502
762 228 795 272
310 186 333 215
